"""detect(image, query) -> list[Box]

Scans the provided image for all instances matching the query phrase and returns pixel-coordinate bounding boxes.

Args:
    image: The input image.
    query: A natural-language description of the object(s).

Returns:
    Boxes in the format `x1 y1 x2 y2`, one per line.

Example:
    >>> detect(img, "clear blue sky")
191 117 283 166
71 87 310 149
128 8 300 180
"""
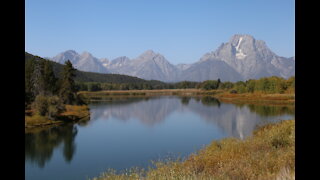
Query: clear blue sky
26 0 295 64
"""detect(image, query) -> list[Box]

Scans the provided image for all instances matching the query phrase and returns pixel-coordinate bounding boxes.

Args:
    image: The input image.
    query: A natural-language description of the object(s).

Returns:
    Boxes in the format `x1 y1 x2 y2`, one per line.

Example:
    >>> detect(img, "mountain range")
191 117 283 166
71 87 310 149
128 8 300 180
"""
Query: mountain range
49 34 295 82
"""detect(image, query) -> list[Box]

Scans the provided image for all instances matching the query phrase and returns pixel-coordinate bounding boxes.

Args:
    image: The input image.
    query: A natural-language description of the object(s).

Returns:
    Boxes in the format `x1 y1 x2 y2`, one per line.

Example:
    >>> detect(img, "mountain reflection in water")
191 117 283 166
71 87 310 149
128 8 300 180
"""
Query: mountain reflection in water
89 96 294 138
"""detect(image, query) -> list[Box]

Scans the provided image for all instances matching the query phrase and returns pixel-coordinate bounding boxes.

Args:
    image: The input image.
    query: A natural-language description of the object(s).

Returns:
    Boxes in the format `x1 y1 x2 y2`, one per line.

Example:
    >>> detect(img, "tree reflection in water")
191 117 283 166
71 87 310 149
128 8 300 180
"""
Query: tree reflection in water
25 124 78 168
200 96 221 107
247 104 295 117
180 96 191 105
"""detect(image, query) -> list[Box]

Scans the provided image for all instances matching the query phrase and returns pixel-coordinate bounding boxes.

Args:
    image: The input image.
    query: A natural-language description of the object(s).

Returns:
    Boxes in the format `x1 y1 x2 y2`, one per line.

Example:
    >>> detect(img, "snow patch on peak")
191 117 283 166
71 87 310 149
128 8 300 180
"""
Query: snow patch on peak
235 37 243 51
235 37 247 59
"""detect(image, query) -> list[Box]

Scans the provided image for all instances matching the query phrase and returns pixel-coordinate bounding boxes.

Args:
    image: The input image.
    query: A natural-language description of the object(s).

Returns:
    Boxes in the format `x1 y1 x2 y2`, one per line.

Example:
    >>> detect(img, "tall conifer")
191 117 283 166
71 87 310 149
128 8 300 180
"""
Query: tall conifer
59 60 77 104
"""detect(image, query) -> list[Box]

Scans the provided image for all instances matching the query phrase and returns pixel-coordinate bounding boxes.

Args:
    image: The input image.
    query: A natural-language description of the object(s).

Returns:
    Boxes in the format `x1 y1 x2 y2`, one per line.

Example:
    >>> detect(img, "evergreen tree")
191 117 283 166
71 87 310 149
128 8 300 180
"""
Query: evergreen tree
43 60 58 95
31 60 45 96
25 58 36 104
59 60 77 104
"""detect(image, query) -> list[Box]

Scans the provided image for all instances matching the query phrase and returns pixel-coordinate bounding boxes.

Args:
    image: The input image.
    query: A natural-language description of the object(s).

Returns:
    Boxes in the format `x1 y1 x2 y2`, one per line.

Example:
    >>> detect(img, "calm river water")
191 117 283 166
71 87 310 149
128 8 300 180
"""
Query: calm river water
25 96 294 180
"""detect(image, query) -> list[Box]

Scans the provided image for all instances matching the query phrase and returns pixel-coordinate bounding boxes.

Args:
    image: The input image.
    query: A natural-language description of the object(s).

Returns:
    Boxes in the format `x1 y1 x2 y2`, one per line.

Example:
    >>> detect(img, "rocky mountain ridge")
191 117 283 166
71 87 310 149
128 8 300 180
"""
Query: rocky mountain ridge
50 34 294 82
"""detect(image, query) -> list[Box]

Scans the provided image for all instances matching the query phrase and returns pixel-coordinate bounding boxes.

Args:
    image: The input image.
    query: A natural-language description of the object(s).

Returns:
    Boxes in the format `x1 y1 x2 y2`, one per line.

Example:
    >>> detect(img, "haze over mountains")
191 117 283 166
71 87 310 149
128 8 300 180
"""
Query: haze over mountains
50 34 295 82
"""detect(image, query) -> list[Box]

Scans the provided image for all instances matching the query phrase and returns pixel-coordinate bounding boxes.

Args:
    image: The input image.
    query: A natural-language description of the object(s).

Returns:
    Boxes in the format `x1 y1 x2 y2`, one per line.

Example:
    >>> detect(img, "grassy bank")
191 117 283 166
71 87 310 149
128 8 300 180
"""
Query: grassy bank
79 89 294 104
214 92 295 106
92 120 295 180
25 105 90 129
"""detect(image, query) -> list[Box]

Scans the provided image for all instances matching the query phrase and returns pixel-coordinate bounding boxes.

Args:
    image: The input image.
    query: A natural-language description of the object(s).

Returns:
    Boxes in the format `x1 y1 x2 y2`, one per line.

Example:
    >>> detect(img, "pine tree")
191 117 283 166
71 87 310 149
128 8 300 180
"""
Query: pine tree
59 60 77 104
217 78 221 88
25 58 36 104
31 60 45 96
43 60 57 95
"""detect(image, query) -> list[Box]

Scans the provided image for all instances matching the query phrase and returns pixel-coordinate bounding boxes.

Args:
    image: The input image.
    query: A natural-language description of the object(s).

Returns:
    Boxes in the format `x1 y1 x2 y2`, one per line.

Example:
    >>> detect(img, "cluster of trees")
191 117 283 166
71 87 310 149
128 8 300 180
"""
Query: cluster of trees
196 79 221 90
197 76 295 94
25 58 83 118
75 81 202 91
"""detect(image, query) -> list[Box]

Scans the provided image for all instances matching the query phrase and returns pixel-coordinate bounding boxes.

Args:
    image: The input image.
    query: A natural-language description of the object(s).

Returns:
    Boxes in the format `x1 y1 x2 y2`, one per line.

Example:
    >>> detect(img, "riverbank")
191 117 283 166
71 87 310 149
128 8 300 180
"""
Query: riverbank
25 105 90 129
92 119 295 180
215 92 295 106
78 89 295 105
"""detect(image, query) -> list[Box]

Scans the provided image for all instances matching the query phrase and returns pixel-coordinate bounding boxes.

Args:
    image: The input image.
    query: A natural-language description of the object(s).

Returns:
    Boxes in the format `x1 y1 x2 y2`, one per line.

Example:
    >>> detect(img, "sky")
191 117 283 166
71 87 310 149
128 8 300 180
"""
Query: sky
25 0 295 64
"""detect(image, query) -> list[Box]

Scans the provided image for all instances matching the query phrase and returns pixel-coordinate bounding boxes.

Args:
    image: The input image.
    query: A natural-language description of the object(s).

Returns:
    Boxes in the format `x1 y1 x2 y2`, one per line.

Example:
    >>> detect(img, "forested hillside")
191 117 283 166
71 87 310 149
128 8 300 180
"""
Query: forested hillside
25 52 165 85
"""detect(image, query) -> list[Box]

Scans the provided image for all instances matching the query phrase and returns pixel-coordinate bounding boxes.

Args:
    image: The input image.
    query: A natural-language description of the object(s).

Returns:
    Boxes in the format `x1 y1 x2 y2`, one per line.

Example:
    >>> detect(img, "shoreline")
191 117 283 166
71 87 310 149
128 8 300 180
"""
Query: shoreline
25 105 90 131
78 89 295 105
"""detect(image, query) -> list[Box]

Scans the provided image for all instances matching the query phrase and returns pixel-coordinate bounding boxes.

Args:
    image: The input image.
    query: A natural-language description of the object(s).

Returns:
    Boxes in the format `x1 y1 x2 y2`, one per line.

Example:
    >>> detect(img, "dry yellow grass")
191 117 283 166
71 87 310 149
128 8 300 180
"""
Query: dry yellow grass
25 114 65 130
92 120 295 180
59 105 90 119
25 105 90 128
215 92 295 105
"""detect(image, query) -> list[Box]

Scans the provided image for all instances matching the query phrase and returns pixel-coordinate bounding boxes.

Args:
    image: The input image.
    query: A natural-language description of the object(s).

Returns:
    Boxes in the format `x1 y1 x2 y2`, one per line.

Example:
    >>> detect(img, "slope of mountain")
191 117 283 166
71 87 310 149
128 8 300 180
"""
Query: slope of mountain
176 64 191 71
51 50 79 64
106 56 131 73
99 58 110 67
179 59 244 82
52 50 109 73
108 50 179 82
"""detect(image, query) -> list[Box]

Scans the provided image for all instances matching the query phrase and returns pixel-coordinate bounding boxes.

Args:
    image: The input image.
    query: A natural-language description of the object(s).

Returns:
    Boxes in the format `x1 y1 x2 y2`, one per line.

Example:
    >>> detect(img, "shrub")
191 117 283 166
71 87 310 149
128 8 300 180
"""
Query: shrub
219 81 234 89
230 89 237 94
201 80 220 90
47 96 66 119
32 95 65 118
32 95 49 116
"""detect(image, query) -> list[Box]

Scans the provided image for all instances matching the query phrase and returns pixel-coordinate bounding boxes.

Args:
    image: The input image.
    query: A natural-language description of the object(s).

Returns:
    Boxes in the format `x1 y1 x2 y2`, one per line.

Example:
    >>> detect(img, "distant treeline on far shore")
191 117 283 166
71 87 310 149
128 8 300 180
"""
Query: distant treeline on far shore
76 76 295 94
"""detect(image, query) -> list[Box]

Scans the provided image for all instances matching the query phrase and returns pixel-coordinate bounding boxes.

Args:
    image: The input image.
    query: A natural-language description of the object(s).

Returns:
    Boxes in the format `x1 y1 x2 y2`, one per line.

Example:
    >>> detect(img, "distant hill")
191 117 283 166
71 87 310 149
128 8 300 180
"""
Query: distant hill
25 52 165 85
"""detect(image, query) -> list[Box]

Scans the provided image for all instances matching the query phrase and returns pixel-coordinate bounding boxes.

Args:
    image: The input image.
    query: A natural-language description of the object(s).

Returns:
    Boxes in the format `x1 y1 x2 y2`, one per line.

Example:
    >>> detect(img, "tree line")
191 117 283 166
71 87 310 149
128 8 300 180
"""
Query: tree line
74 81 200 91
75 76 295 94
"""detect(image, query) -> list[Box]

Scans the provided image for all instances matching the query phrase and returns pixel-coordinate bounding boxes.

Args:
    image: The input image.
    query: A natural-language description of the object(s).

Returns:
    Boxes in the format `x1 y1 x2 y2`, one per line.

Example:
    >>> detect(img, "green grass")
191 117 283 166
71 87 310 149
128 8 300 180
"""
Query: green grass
91 120 295 180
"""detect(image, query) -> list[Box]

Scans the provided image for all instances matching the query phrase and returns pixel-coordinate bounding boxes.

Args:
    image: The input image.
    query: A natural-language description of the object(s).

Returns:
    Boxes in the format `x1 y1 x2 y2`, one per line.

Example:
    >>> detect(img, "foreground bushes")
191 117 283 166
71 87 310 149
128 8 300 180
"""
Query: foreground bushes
92 120 295 180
